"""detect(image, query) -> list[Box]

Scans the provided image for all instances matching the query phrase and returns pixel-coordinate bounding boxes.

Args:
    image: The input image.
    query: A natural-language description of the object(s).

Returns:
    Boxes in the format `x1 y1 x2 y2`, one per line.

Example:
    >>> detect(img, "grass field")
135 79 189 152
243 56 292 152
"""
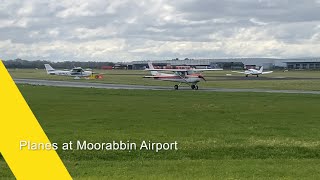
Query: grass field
1 85 320 179
8 69 320 91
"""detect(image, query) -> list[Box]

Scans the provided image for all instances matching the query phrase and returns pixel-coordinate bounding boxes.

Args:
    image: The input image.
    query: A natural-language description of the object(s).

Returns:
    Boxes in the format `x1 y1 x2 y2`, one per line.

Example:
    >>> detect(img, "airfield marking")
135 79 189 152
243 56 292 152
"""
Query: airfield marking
14 78 320 95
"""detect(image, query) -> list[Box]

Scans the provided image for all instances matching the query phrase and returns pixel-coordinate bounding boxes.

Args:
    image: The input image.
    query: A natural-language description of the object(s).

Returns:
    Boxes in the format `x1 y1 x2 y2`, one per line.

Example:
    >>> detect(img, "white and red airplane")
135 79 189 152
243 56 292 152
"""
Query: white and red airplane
144 62 223 90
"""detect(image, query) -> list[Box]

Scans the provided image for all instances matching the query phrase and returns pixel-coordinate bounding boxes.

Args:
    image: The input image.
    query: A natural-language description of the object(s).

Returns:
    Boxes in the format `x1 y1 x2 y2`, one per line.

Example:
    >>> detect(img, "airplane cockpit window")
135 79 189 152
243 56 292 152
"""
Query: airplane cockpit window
72 68 84 72
187 71 194 75
177 71 186 76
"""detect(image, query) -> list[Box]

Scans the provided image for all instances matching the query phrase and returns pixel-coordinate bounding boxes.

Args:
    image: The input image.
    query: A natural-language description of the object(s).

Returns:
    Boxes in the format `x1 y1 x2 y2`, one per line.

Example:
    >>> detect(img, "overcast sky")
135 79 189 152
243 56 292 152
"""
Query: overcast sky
1 0 320 61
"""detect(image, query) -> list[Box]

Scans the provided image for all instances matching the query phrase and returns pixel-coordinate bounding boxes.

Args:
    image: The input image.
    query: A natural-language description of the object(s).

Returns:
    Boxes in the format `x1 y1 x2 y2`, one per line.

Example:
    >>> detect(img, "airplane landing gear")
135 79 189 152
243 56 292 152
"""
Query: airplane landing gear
191 84 199 90
174 84 199 90
245 74 248 77
256 75 259 77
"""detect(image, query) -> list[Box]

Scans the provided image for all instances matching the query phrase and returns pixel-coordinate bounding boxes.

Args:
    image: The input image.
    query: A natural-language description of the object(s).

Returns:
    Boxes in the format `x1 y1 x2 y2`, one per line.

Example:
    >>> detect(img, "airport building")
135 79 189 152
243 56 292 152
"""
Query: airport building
127 58 283 70
285 58 320 69
126 58 320 70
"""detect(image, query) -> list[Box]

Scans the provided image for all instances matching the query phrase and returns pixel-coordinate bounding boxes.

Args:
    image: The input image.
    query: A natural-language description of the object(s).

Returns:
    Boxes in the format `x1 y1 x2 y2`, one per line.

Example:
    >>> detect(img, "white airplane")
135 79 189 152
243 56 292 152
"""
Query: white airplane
232 66 273 77
144 62 223 90
44 64 94 78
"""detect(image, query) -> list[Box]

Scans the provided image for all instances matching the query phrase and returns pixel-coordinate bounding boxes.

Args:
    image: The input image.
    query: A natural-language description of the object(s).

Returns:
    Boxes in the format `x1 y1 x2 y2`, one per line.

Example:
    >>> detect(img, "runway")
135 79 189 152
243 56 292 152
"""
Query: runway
14 78 320 95
92 73 320 81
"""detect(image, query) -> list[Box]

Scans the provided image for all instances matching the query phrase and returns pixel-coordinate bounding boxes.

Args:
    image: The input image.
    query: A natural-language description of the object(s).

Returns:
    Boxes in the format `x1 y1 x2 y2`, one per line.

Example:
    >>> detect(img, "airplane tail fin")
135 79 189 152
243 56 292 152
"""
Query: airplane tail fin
148 62 155 70
44 64 55 73
259 66 263 73
148 62 158 76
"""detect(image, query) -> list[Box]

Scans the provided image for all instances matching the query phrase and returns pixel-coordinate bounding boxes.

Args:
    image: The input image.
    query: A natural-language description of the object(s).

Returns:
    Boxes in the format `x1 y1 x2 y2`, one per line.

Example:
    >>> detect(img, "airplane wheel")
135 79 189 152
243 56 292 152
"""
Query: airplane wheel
174 85 179 90
191 85 196 89
195 85 199 90
257 75 259 77
245 75 248 77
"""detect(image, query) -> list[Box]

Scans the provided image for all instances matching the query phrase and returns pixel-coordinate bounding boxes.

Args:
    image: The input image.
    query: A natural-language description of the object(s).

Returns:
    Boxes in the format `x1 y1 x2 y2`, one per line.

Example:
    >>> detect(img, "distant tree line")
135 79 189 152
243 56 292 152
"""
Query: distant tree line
3 59 115 69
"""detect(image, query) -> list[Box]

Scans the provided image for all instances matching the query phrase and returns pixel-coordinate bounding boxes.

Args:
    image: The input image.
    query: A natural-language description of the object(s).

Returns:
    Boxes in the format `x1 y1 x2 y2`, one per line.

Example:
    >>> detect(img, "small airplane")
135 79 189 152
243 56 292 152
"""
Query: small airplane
144 62 223 90
44 64 101 79
232 66 273 77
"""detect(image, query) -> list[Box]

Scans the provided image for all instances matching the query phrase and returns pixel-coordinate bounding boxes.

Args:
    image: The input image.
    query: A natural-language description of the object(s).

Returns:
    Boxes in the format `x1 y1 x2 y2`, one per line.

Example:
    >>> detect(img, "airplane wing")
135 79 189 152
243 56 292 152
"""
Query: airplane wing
145 69 188 72
262 71 273 74
192 68 223 72
143 76 156 78
145 68 223 72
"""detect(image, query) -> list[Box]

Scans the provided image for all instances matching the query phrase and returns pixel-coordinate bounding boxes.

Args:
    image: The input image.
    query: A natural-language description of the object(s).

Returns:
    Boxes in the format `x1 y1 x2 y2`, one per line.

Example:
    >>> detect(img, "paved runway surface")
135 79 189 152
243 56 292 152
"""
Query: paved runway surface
98 74 320 81
14 78 320 95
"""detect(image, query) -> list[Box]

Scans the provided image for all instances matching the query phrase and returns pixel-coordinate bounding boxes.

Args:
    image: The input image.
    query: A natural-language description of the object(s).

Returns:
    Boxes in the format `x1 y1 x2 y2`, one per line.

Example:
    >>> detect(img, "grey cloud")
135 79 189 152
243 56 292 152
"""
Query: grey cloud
172 0 320 23
0 0 320 61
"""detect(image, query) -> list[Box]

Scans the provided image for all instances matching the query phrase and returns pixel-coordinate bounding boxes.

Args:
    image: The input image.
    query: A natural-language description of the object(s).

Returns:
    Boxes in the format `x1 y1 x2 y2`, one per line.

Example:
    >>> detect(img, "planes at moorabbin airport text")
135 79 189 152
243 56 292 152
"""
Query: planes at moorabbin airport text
144 62 222 90
232 66 273 77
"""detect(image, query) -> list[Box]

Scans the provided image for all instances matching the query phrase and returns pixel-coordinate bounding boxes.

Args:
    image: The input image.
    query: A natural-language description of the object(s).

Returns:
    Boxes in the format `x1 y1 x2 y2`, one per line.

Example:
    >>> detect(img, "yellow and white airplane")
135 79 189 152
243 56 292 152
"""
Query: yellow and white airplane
144 62 222 90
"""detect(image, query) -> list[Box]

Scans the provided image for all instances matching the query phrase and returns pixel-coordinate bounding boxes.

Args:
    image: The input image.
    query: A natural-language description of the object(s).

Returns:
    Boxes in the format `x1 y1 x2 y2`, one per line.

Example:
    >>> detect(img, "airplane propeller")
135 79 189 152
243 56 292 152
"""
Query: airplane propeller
198 75 206 81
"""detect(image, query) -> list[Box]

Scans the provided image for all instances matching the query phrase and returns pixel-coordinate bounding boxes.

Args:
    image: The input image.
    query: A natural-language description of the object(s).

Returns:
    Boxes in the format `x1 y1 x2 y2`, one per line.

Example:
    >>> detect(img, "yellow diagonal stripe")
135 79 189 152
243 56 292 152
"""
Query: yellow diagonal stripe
0 60 71 179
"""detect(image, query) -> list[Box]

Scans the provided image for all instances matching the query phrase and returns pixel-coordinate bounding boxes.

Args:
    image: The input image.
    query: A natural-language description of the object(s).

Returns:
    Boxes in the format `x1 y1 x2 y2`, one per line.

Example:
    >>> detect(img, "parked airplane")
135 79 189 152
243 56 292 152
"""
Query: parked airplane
232 66 273 77
44 64 97 78
144 62 222 90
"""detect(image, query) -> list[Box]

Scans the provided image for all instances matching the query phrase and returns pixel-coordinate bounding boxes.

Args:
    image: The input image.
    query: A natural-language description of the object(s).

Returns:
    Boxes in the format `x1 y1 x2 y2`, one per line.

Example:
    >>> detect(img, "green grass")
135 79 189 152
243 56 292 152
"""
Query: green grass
1 85 320 179
0 159 14 179
8 69 320 91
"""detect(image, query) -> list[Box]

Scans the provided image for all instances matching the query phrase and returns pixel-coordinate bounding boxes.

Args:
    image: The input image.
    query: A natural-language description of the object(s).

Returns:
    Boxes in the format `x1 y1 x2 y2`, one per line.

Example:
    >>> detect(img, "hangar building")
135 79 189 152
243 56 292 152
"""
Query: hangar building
127 58 281 70
285 59 320 69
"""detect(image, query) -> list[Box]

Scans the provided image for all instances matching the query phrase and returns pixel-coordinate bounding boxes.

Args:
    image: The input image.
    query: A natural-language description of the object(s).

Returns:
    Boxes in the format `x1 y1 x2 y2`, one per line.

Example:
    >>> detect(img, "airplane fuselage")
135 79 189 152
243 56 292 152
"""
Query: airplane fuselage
151 72 202 83
245 69 262 75
48 70 92 77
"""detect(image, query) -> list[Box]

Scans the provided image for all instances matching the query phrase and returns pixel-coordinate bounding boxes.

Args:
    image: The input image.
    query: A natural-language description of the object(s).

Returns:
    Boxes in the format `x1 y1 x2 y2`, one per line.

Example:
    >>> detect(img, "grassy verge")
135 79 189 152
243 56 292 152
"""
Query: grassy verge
1 86 320 179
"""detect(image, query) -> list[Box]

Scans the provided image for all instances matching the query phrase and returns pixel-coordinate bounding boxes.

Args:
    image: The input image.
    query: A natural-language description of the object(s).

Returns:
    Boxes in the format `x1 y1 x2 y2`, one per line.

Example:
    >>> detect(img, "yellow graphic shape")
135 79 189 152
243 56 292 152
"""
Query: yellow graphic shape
0 60 71 179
